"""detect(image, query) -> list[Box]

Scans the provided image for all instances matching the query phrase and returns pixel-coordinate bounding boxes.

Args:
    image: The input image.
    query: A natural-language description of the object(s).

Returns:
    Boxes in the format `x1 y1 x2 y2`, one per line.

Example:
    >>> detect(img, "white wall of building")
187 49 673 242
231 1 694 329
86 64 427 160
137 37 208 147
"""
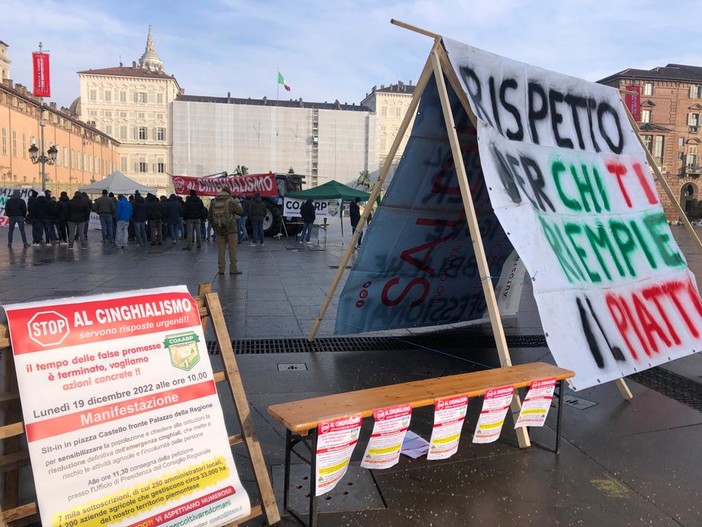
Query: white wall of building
171 100 376 188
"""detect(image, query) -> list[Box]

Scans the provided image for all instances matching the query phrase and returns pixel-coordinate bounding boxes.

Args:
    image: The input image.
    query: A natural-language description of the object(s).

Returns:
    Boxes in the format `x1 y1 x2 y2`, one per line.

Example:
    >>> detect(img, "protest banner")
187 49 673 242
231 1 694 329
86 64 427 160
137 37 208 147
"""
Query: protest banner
171 173 277 198
0 188 41 227
443 38 702 389
4 286 251 527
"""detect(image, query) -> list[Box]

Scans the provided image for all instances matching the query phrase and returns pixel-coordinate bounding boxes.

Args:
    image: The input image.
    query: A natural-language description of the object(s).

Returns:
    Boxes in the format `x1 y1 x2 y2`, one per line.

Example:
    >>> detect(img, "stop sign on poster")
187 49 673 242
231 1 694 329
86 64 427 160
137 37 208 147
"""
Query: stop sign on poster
27 311 70 347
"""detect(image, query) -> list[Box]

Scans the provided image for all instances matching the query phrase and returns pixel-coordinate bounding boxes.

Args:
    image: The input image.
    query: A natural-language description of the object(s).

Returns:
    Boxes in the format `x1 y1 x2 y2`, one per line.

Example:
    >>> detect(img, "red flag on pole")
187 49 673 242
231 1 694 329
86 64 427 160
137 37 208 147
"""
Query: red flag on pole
624 84 640 122
32 52 51 97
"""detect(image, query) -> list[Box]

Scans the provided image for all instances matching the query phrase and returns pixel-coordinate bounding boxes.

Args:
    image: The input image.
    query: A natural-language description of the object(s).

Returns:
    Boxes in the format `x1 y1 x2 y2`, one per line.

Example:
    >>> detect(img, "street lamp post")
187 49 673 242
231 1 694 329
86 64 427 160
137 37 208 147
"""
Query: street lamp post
28 107 58 191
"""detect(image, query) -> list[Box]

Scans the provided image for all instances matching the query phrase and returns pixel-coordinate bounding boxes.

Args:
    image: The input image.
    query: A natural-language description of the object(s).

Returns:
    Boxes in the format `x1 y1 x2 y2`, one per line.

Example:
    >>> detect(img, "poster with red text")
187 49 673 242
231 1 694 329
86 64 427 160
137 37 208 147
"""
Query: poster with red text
514 378 557 428
472 386 514 444
4 286 250 527
315 416 361 496
360 404 412 469
427 395 468 460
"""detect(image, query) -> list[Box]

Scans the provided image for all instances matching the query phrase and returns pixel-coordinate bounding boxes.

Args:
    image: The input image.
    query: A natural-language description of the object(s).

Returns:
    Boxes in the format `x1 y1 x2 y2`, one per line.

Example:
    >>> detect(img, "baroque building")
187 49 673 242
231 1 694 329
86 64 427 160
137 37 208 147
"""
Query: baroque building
361 81 416 184
599 65 702 219
171 96 376 188
77 27 181 189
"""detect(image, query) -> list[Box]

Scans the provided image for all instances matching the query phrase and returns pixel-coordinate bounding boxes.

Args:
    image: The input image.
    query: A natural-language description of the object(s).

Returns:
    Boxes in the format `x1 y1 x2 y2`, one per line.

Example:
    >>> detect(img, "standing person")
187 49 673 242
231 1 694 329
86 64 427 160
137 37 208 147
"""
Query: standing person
47 195 60 244
81 192 92 241
208 187 244 275
248 192 267 247
300 198 316 245
132 191 148 247
237 198 249 242
114 194 132 249
4 190 29 248
182 189 204 250
165 194 182 245
349 197 363 248
94 189 116 245
66 191 90 249
147 193 164 245
29 189 50 245
57 191 70 244
200 200 210 241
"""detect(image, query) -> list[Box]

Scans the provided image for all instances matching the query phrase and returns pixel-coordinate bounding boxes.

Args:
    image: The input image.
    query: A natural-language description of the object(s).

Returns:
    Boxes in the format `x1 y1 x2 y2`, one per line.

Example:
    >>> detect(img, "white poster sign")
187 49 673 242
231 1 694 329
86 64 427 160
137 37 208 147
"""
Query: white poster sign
0 187 41 227
4 286 250 527
283 197 340 219
444 38 702 390
427 395 468 460
360 404 412 469
472 386 514 444
315 415 361 496
515 378 557 428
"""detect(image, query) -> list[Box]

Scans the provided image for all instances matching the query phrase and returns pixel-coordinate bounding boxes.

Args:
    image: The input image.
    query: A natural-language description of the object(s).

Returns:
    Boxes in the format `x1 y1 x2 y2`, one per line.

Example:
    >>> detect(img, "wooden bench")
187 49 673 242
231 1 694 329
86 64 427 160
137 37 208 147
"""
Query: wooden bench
268 361 575 527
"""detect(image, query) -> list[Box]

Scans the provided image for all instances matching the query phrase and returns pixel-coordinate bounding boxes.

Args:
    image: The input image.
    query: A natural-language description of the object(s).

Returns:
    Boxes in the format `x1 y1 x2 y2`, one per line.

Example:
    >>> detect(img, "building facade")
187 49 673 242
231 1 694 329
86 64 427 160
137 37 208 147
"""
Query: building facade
0 80 119 193
361 81 416 184
0 41 9 83
599 64 702 219
171 96 376 188
77 27 181 189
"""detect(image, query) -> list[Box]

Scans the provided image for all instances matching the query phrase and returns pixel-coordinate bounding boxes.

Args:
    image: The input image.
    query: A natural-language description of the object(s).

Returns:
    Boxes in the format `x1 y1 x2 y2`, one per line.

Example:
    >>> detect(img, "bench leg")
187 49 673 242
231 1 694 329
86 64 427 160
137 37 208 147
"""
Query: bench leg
284 429 292 512
556 380 565 454
309 430 319 527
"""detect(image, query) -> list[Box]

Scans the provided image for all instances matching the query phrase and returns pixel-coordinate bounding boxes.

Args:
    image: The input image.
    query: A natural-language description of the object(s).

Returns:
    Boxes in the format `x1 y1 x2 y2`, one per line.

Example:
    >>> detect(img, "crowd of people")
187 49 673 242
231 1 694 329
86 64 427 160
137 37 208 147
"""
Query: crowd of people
3 187 260 254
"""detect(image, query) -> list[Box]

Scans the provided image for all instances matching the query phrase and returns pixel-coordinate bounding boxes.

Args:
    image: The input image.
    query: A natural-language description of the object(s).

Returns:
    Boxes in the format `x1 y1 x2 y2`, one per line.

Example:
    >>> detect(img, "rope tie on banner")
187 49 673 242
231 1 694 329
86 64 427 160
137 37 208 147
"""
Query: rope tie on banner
480 275 499 282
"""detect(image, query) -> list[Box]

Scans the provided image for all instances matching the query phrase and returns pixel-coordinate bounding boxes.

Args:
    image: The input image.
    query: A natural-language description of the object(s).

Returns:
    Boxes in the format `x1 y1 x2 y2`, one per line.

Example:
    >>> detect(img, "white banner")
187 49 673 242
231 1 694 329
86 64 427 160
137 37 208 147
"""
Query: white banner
4 286 250 527
283 197 340 219
444 38 702 390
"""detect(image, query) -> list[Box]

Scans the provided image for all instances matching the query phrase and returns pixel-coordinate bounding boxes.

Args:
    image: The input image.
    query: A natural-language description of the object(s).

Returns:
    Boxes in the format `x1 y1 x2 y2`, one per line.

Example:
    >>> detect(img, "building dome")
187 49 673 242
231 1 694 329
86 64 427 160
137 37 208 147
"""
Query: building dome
138 25 164 73
69 96 81 117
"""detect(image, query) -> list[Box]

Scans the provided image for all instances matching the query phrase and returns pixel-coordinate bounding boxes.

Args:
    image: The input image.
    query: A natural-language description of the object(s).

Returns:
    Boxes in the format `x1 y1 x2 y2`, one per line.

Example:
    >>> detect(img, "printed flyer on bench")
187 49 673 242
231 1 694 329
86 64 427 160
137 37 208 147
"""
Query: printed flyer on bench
360 404 412 469
515 378 557 428
472 386 514 444
4 285 251 527
427 395 468 460
315 415 362 496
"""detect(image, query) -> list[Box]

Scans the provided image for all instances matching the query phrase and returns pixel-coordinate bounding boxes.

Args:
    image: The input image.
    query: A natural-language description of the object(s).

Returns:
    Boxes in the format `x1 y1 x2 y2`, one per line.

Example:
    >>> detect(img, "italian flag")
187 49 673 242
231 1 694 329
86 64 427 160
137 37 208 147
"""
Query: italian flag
277 71 291 92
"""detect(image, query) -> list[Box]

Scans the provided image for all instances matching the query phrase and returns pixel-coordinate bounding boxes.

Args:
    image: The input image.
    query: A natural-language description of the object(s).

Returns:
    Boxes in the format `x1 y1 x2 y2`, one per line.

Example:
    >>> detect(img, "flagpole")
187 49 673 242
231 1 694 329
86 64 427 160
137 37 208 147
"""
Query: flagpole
276 65 279 106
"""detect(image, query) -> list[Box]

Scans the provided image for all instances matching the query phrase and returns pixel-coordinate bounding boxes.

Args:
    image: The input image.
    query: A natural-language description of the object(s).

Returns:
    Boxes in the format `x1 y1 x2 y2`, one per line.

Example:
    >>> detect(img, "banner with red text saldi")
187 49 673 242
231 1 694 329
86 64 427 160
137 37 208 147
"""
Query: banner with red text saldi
4 286 250 527
444 38 701 390
335 74 524 334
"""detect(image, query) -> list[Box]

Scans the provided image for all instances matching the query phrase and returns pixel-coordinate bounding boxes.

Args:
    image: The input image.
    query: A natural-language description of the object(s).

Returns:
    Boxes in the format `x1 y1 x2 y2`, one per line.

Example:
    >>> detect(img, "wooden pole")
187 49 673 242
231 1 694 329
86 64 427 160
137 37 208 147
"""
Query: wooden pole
390 19 440 39
429 47 530 448
306 40 440 341
205 293 280 524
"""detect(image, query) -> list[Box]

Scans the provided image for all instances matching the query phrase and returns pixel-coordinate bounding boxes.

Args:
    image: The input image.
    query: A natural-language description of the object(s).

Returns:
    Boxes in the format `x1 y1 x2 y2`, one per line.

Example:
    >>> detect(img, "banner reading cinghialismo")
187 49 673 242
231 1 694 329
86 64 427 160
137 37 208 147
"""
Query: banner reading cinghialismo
444 38 702 390
4 286 250 527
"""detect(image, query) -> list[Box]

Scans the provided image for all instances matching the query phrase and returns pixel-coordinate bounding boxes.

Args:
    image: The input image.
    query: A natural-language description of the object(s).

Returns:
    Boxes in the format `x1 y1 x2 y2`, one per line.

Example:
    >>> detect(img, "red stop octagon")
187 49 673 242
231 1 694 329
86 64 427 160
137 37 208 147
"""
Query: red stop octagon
27 311 70 347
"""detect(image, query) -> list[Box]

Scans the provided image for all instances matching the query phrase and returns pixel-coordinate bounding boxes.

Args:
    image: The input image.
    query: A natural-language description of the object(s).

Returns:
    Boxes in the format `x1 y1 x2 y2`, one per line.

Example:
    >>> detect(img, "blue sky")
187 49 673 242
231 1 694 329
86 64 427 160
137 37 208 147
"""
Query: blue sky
1 0 702 110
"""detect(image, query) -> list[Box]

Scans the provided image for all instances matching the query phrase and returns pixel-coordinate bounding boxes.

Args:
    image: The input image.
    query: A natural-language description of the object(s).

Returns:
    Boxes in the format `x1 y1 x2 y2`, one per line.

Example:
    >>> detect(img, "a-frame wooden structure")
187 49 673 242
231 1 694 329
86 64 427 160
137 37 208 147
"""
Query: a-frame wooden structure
306 21 652 446
0 283 280 526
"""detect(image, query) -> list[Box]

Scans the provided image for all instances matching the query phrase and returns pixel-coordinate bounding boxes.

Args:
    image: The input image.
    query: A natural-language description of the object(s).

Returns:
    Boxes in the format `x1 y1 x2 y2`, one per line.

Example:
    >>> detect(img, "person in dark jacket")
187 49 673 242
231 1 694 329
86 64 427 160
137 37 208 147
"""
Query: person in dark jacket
147 194 164 245
165 194 182 245
349 197 363 248
182 189 204 250
66 191 91 249
132 191 148 247
300 198 316 245
4 190 29 248
247 193 268 246
29 190 51 245
94 189 116 244
57 191 70 244
47 195 60 244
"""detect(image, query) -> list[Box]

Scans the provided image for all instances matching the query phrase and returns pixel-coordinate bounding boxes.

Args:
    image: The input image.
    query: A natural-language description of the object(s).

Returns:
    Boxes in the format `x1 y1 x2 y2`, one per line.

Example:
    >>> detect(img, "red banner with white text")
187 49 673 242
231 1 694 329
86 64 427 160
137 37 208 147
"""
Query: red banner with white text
171 173 278 197
32 52 51 98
